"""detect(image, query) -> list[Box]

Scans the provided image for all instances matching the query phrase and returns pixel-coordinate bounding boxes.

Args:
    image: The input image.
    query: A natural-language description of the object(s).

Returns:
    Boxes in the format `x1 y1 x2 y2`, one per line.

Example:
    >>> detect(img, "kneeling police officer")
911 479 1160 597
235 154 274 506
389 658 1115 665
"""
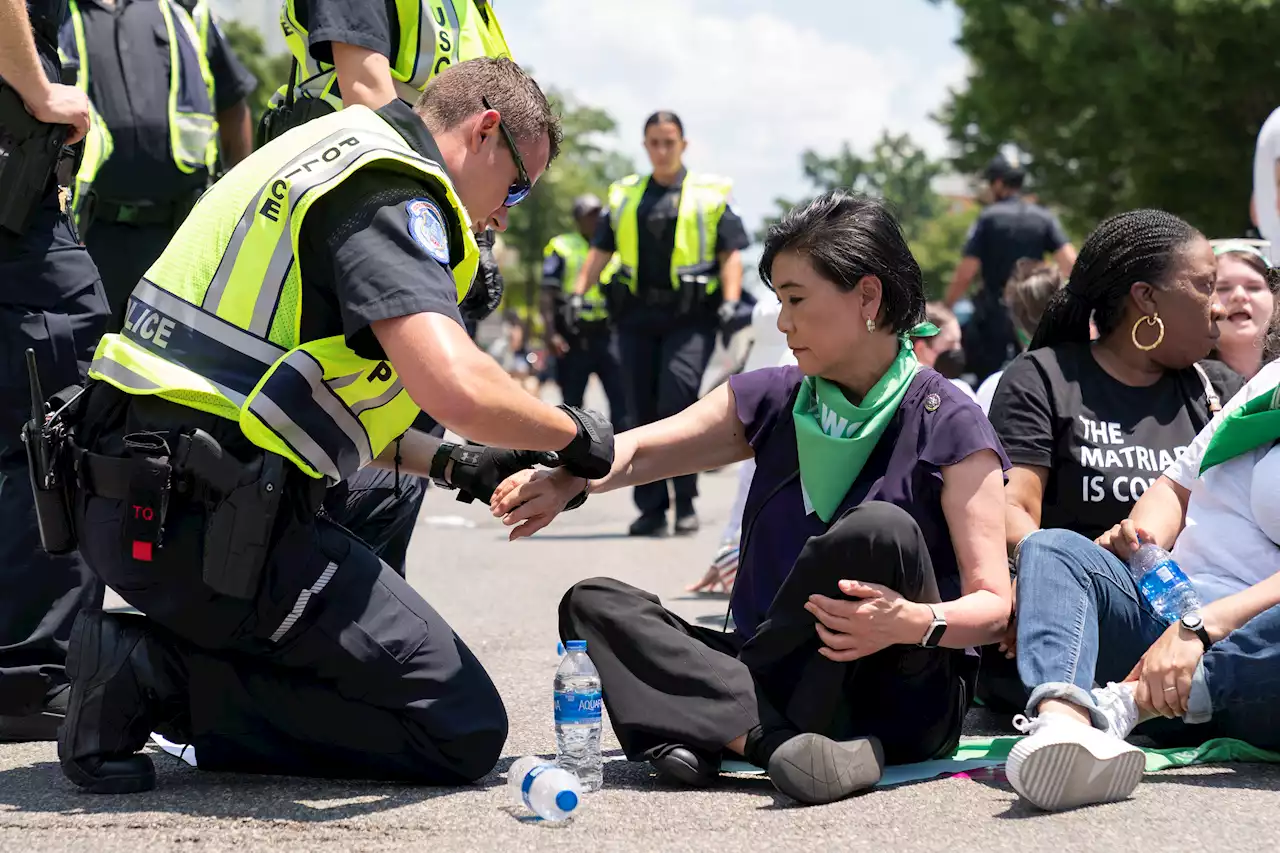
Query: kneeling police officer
42 57 612 792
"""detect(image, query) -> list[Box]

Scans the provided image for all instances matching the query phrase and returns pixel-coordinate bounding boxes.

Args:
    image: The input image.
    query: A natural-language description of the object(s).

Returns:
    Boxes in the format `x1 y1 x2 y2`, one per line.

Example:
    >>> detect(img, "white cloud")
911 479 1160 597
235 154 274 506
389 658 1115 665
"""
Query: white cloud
504 0 968 231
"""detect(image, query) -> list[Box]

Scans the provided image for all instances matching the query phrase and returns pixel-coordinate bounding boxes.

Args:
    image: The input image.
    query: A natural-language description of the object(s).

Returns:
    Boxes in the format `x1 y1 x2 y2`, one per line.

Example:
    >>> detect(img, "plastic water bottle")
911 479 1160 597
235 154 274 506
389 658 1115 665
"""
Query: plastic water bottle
554 640 603 792
1128 544 1201 623
507 756 582 821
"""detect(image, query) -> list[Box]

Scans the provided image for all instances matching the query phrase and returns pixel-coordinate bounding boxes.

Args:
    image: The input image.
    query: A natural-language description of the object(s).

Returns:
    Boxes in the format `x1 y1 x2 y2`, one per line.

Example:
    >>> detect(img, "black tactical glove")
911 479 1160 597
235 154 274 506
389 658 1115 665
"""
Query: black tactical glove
429 443 556 504
458 230 506 322
555 405 614 480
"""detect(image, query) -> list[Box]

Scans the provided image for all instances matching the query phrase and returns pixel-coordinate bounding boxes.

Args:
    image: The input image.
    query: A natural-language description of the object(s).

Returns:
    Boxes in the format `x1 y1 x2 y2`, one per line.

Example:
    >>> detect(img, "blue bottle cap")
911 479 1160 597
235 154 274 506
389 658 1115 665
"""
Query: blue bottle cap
566 640 587 652
556 789 580 813
556 642 565 656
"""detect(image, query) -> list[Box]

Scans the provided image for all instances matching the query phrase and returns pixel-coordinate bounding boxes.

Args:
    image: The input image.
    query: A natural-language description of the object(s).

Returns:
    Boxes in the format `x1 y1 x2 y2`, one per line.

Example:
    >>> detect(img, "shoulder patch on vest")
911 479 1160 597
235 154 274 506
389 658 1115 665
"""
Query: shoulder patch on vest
406 198 450 264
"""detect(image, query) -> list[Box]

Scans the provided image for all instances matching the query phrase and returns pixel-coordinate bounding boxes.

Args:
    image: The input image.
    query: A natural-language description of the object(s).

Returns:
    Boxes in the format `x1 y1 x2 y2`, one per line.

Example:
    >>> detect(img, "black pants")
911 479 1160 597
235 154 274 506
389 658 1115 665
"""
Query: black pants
558 327 630 431
0 194 108 716
619 322 715 515
73 393 506 782
321 467 427 578
559 502 973 766
85 220 177 331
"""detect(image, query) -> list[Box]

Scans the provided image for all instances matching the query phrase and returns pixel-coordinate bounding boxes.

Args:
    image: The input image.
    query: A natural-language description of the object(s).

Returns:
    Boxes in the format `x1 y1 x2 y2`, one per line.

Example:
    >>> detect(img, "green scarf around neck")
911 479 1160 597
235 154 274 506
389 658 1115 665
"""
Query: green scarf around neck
1200 382 1280 474
791 324 937 522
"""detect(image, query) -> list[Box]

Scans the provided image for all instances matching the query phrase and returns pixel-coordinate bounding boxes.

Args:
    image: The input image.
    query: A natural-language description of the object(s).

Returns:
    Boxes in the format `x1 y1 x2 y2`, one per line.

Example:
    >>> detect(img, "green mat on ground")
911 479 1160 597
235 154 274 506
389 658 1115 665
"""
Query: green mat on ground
720 735 1280 787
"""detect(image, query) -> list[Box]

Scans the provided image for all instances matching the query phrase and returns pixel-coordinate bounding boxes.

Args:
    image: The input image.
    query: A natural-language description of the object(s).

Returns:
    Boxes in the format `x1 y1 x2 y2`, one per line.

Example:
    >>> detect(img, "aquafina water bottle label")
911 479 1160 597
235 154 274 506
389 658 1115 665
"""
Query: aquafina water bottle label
554 689 602 725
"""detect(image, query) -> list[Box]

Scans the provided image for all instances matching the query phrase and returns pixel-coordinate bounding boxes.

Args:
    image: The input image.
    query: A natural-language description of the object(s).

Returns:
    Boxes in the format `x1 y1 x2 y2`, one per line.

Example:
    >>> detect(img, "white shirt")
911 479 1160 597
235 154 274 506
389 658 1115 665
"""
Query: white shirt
1254 107 1280 264
1164 360 1280 603
976 370 1003 414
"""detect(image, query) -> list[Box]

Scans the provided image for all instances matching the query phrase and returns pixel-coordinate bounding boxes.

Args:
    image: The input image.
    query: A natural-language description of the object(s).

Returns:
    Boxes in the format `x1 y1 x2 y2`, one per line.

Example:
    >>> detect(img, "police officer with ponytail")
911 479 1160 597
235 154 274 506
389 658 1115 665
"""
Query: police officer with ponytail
51 57 614 792
573 111 750 537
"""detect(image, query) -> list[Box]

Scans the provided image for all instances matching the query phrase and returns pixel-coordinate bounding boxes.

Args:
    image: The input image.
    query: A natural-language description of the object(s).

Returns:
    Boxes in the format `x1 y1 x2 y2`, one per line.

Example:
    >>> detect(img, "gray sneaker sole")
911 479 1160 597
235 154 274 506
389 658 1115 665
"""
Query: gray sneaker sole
767 733 885 805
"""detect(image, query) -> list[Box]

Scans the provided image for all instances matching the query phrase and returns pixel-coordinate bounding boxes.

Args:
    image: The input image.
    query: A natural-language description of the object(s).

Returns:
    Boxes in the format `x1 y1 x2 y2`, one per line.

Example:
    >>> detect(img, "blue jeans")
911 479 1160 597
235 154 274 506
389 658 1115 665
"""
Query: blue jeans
1015 529 1280 748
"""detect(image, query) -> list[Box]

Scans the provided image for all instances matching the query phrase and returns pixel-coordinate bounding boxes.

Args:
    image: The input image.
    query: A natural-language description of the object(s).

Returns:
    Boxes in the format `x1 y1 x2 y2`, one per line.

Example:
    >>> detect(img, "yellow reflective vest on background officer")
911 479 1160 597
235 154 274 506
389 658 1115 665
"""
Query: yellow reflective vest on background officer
605 172 733 296
59 0 219 232
544 233 612 323
276 0 512 111
89 106 479 483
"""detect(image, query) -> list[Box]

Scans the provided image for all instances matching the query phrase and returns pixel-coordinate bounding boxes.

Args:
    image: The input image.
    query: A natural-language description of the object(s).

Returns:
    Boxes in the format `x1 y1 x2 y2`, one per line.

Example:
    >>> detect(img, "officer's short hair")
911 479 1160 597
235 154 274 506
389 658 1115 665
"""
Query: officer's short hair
759 191 926 334
415 57 562 168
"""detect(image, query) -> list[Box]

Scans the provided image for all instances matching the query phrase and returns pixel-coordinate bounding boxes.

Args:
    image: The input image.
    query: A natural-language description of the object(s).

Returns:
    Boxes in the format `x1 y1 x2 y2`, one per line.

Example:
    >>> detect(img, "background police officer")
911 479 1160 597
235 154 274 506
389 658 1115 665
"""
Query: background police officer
541 193 629 428
58 57 614 793
944 154 1078 382
572 110 750 537
61 0 257 328
0 0 110 742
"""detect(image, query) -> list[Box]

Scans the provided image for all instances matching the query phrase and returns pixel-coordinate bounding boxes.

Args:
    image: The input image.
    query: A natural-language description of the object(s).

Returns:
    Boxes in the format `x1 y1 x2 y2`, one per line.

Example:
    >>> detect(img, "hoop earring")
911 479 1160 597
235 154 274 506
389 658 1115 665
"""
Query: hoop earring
1131 313 1165 352
865 317 875 334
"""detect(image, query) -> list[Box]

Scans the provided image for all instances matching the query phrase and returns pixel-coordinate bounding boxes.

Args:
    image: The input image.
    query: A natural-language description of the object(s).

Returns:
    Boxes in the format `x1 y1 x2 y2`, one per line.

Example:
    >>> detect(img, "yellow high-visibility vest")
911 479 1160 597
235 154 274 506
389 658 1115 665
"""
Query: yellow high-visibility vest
544 232 614 322
88 106 479 483
605 172 733 294
276 0 512 111
59 0 219 230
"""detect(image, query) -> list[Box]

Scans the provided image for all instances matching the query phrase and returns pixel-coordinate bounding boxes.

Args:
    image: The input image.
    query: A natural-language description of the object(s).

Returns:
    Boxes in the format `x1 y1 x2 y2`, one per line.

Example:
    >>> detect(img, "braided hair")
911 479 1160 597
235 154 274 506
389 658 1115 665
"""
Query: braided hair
1029 209 1200 351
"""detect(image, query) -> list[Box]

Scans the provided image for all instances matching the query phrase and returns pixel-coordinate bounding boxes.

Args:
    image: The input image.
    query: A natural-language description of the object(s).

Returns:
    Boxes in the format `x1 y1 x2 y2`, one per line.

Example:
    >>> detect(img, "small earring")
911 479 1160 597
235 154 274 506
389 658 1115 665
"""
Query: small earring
866 317 876 334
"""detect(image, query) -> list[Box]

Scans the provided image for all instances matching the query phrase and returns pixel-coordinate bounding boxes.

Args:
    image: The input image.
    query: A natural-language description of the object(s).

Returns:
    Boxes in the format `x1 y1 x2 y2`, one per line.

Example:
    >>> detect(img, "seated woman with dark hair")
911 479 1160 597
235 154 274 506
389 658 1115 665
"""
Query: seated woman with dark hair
489 191 1012 806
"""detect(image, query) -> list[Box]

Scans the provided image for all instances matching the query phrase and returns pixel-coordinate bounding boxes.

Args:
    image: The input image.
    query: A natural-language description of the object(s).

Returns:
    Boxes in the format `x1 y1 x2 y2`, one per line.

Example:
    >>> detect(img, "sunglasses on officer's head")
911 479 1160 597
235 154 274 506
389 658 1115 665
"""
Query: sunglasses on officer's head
482 96 531 207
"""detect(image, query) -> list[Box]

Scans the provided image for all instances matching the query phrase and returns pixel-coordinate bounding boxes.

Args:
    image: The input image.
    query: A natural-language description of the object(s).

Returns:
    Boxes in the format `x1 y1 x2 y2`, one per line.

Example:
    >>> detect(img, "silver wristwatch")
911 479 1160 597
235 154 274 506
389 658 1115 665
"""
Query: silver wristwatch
919 603 948 649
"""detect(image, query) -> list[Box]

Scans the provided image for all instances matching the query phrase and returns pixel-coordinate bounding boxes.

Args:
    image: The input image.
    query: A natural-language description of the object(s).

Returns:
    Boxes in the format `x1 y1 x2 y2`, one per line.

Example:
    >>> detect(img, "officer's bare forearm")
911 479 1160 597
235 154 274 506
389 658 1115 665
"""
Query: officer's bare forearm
374 312 578 450
573 249 610 296
369 428 442 478
945 256 980 307
217 101 253 166
331 42 398 110
0 0 52 104
539 290 558 340
718 250 743 302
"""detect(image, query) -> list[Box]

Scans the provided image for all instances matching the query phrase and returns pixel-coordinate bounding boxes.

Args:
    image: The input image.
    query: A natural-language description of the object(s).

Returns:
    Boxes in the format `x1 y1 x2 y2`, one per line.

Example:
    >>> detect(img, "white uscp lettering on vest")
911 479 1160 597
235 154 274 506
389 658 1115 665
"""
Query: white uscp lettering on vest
124 300 177 350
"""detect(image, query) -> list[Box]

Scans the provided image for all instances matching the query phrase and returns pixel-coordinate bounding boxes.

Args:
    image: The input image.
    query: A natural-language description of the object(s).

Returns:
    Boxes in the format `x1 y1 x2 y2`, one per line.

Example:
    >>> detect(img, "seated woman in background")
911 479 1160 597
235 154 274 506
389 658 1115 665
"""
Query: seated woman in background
981 210 1243 711
1008 325 1280 812
975 260 1065 414
1210 240 1277 380
491 191 1012 806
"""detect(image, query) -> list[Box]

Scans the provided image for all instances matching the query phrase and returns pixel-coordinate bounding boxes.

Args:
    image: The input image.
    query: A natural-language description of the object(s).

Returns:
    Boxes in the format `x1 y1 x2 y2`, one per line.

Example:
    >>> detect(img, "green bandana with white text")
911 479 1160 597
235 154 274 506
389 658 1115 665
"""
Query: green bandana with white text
791 325 936 522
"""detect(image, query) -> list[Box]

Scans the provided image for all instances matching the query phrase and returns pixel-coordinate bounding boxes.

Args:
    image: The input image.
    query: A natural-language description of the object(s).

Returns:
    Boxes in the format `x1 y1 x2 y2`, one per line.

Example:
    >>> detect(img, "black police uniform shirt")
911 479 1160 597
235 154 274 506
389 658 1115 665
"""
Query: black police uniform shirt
119 99 465 468
25 0 67 74
591 167 750 294
990 343 1240 542
72 0 258 204
962 196 1069 298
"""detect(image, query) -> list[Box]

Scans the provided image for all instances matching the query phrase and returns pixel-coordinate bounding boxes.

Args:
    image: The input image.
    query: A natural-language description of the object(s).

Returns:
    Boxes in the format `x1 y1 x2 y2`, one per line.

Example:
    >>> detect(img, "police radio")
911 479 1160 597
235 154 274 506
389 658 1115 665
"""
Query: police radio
21 348 80 554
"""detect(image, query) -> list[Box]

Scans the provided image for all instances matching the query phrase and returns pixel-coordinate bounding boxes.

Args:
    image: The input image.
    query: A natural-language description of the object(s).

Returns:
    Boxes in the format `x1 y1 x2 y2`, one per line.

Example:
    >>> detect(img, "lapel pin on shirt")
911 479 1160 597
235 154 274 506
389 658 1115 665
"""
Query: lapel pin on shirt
924 393 941 413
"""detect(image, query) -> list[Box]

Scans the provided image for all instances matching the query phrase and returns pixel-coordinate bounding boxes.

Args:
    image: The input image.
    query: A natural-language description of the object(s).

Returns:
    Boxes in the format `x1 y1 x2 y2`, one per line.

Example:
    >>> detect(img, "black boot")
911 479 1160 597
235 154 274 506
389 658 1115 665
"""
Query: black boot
59 611 189 794
647 743 719 787
628 512 668 537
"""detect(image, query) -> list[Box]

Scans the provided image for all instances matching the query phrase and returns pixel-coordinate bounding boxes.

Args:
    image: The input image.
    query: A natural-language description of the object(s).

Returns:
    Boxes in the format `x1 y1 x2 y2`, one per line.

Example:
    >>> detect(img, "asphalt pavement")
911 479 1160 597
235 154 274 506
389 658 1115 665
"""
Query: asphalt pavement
3 412 1279 850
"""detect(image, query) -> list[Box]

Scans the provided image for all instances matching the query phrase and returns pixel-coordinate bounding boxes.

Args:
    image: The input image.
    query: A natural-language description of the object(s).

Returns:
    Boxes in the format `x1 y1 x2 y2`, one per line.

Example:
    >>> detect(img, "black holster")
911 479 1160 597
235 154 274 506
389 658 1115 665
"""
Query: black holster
0 83 69 237
178 432 287 599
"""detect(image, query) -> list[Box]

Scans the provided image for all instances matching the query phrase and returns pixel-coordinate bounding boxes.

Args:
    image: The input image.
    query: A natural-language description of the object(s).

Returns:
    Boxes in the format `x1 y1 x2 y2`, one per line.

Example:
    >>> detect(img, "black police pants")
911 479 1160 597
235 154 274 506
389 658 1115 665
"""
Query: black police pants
619 323 714 515
76 489 507 783
0 195 108 715
558 328 630 431
322 467 427 578
558 502 971 766
85 221 176 331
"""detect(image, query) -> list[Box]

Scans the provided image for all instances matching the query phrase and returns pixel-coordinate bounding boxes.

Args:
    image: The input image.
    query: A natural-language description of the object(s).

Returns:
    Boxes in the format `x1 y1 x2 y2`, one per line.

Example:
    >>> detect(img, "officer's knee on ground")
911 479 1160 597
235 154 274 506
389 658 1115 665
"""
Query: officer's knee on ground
438 704 508 784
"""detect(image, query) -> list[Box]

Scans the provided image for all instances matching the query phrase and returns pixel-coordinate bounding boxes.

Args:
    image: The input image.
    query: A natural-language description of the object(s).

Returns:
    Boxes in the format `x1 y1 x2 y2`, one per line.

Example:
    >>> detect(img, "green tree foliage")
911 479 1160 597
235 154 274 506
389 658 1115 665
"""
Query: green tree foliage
761 132 969 298
936 0 1280 237
220 18 294 127
500 90 633 313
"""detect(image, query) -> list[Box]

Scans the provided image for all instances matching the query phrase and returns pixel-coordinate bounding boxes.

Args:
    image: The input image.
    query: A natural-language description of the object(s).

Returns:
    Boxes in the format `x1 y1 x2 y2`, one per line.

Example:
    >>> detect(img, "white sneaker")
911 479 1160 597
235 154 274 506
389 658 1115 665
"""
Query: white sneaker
1007 713 1144 811
1092 682 1140 740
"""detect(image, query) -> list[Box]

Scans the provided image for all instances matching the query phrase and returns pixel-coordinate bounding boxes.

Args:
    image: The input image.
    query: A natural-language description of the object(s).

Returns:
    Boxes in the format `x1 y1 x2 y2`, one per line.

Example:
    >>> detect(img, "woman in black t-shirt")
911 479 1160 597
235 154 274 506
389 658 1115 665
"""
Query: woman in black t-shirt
980 210 1243 709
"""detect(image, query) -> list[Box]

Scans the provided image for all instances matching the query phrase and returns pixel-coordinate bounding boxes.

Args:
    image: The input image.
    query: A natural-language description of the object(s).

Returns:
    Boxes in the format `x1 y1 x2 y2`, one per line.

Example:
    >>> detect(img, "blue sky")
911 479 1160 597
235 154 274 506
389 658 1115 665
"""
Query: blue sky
497 0 968 231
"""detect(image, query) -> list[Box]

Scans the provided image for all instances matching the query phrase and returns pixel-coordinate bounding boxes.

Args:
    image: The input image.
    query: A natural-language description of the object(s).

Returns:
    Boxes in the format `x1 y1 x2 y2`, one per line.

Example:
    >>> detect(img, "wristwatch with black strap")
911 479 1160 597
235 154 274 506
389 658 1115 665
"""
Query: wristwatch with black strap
1180 611 1213 652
